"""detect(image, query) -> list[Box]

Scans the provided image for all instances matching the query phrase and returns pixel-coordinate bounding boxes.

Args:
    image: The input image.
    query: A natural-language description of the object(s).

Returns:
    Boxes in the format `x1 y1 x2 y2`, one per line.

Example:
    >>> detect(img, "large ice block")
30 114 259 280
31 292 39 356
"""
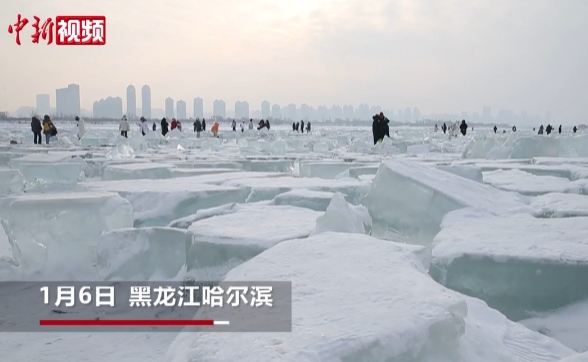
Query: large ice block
81 177 249 227
363 160 526 244
431 213 588 320
186 204 322 270
298 160 366 179
101 162 177 180
0 169 24 196
222 175 372 204
97 227 192 280
0 191 134 277
458 295 574 361
270 189 334 211
475 162 588 180
10 153 84 188
311 192 371 235
437 165 483 182
166 232 468 362
240 159 293 172
483 169 583 196
529 193 588 218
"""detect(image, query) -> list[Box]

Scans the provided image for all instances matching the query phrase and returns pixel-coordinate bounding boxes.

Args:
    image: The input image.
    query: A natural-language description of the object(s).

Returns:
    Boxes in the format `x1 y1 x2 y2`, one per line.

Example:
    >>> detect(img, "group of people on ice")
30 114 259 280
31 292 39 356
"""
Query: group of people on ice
30 115 87 144
123 116 277 139
535 124 578 135
292 121 311 133
433 120 469 137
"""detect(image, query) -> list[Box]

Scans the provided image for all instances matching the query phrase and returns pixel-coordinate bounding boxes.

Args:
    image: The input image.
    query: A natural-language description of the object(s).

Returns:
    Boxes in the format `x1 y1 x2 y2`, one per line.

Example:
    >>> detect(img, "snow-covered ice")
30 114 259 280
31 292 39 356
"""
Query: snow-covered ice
2 121 588 362
363 160 527 244
431 213 588 320
187 204 322 269
167 232 574 362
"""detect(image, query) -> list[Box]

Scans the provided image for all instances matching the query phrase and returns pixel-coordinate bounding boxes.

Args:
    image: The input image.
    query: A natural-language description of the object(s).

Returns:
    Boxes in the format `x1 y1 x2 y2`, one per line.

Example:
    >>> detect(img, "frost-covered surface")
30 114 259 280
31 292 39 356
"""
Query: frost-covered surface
222 175 372 204
363 160 527 244
270 188 335 211
167 232 574 362
521 299 588 353
431 213 588 320
558 352 588 362
0 168 24 196
2 122 588 361
483 169 584 195
188 204 322 249
167 232 469 362
529 193 588 218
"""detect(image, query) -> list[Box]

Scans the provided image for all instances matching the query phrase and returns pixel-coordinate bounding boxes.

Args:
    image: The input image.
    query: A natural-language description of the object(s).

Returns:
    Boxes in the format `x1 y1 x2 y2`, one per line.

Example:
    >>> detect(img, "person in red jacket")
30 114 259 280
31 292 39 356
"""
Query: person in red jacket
171 118 178 130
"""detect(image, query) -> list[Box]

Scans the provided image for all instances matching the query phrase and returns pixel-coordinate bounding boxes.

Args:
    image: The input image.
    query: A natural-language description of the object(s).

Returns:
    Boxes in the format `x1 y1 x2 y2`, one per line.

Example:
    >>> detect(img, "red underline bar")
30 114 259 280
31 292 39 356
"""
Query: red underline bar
39 319 227 326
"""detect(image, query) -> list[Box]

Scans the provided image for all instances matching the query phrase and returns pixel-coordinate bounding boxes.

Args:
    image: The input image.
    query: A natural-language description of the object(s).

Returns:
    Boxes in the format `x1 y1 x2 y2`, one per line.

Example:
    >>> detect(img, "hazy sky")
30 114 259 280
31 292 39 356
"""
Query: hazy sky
1 0 587 121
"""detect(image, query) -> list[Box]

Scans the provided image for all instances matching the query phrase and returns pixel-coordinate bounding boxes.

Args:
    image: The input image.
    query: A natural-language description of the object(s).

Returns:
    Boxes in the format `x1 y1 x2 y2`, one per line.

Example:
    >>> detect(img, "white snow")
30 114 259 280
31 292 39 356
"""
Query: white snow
483 169 583 195
188 204 322 250
521 299 588 353
270 188 335 211
529 193 588 218
432 213 588 265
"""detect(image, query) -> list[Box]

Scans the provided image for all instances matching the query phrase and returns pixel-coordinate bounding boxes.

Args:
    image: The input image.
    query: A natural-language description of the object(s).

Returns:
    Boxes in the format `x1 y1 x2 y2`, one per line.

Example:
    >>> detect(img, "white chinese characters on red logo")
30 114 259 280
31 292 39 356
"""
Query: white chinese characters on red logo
55 16 106 45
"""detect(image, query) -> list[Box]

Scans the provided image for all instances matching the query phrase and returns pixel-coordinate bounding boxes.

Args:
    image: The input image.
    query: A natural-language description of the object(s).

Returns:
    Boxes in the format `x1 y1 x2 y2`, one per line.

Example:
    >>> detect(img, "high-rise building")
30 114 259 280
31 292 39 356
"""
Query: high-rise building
141 85 151 119
271 104 281 119
176 100 187 120
55 84 80 118
193 97 203 119
413 107 421 120
36 94 50 116
317 105 329 120
287 104 297 121
300 104 311 121
404 107 412 121
261 100 270 119
342 105 354 120
213 100 226 118
235 101 249 119
331 105 342 120
93 96 123 119
126 85 136 120
165 97 174 119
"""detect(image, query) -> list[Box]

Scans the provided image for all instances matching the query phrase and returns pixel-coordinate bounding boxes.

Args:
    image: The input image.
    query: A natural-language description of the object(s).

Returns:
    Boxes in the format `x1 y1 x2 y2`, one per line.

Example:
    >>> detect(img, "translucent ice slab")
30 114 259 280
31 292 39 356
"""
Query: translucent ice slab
166 232 469 362
97 227 192 280
363 160 526 244
0 191 133 277
102 162 177 181
187 204 322 270
431 213 588 320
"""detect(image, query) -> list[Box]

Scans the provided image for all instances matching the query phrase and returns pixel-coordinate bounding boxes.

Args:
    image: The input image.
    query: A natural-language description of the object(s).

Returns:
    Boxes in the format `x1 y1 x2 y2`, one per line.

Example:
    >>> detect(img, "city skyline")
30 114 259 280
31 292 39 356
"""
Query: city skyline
1 1 586 123
21 83 556 127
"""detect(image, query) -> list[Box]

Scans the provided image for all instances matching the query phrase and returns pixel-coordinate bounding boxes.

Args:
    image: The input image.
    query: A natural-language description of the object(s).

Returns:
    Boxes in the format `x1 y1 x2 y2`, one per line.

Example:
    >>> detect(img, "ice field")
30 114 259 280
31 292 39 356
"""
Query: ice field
1 120 588 361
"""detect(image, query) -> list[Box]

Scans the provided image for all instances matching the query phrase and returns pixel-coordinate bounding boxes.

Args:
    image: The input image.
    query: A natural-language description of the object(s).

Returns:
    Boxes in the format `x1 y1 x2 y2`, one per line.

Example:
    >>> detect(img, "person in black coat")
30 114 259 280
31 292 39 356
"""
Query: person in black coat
460 120 468 136
372 112 390 144
31 116 42 144
202 119 206 131
161 118 169 136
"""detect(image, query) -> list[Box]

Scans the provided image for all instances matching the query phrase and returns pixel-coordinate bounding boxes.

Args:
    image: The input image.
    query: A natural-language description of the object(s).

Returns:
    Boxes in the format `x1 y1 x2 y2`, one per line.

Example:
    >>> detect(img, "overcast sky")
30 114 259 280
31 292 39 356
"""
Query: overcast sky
1 0 587 121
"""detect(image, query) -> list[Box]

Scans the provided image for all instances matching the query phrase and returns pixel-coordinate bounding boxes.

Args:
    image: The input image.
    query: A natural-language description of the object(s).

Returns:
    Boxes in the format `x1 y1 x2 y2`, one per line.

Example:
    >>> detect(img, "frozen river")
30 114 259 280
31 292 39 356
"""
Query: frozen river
0 120 588 362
